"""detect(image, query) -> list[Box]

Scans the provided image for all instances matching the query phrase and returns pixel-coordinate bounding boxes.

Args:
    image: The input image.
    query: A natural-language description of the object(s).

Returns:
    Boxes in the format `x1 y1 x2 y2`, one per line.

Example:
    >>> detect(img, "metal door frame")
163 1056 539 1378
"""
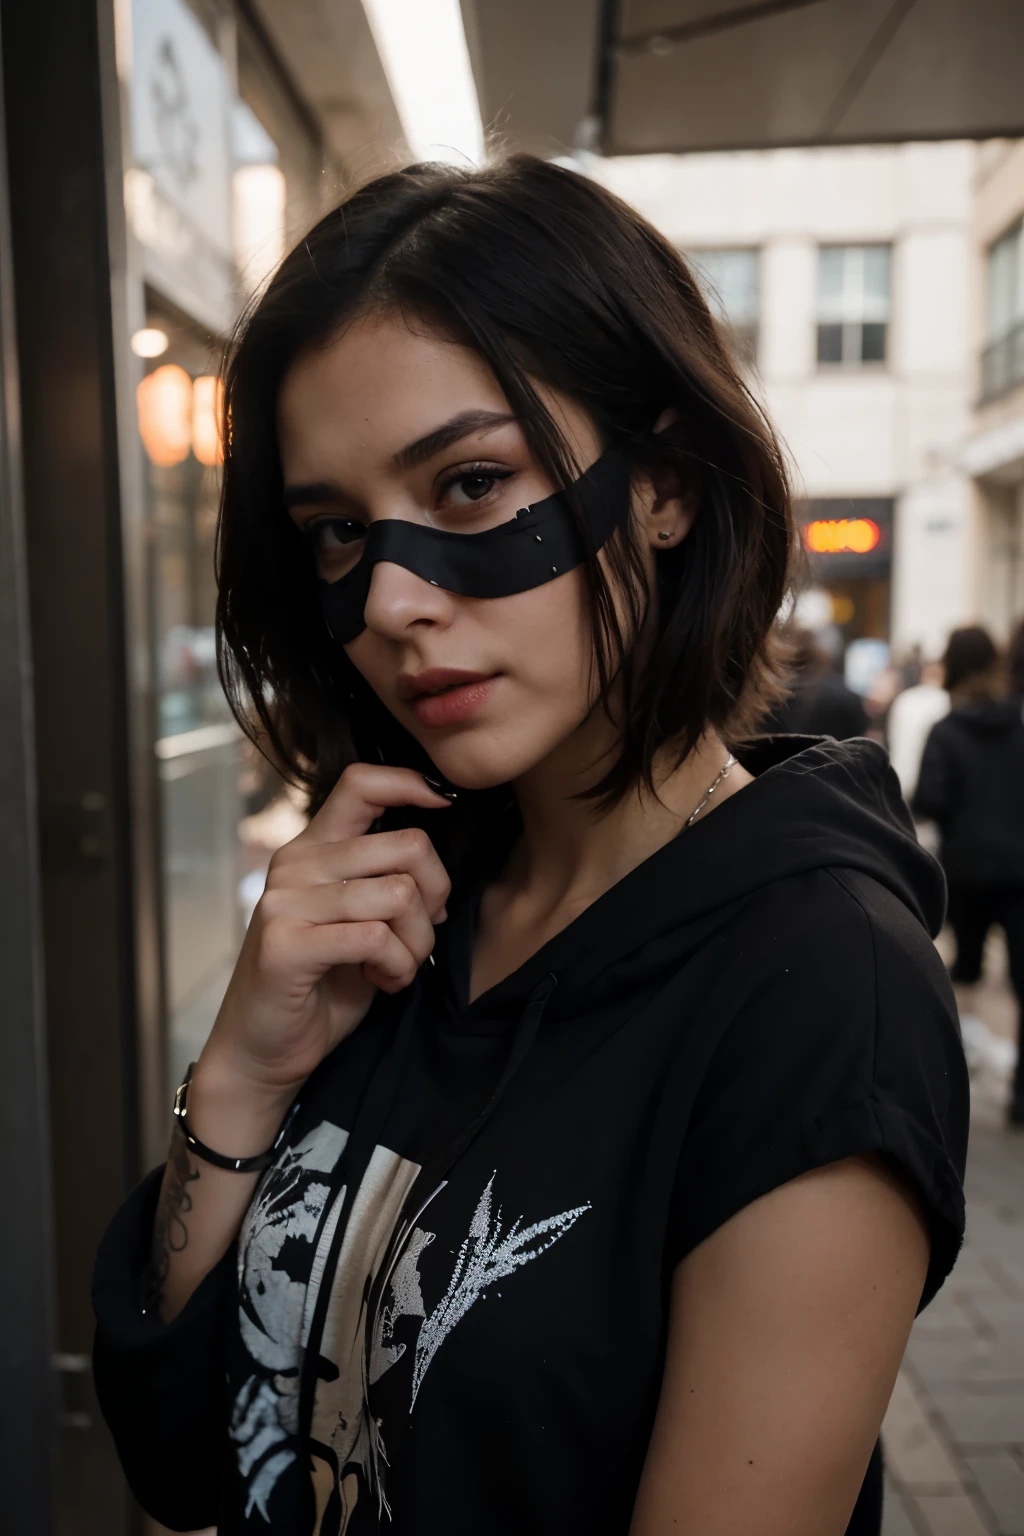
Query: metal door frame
0 16 57 1532
0 0 165 1527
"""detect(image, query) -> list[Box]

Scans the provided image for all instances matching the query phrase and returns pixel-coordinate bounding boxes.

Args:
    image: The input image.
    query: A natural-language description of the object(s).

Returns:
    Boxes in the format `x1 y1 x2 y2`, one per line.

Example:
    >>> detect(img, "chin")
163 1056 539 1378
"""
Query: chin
422 725 554 791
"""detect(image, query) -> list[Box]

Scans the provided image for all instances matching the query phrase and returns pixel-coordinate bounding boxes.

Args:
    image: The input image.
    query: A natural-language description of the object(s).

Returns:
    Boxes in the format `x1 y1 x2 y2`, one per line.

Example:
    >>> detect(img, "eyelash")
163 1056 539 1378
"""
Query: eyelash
435 462 515 504
300 462 516 553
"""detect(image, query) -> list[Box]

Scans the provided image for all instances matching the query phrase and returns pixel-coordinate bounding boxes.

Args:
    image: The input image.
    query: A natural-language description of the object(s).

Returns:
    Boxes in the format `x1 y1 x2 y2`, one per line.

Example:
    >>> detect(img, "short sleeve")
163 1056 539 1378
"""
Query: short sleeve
666 868 968 1310
92 1168 236 1528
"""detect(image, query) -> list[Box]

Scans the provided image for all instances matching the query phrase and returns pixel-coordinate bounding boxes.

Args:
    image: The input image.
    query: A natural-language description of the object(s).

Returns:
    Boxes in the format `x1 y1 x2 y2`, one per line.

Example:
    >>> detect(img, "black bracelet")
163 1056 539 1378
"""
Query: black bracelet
172 1062 298 1173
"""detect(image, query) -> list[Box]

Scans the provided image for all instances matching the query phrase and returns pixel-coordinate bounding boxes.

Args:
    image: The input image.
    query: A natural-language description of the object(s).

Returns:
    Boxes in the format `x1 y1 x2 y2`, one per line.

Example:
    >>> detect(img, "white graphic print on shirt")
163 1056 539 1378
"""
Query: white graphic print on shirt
309 1144 424 1535
312 1171 591 1535
230 1121 350 1520
371 1173 592 1409
230 1119 590 1535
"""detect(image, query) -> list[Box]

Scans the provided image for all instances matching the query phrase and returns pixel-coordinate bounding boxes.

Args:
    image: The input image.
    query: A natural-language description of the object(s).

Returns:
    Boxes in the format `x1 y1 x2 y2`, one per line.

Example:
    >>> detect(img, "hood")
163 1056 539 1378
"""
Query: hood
428 735 944 1030
948 697 1023 734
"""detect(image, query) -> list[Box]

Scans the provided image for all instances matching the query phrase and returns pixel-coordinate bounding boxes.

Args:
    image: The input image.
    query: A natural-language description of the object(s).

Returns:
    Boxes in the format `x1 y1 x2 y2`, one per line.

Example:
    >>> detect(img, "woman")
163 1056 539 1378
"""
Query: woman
93 158 968 1536
914 624 1024 1125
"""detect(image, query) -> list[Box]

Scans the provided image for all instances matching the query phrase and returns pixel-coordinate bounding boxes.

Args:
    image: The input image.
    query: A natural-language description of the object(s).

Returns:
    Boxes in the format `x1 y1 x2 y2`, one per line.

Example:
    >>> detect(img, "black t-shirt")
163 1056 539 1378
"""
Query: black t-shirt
93 738 968 1535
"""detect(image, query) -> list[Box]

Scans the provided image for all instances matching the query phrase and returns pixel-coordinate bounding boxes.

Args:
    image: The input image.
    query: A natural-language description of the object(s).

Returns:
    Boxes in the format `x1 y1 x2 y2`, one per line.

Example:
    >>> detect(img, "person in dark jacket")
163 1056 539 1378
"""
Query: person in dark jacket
765 627 869 740
914 624 1024 1124
92 157 967 1536
1010 616 1024 703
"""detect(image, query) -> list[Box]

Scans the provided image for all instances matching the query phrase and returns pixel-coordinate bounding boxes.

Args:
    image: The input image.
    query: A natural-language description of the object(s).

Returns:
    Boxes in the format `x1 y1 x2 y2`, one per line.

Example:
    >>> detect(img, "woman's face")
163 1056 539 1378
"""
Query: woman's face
279 312 666 791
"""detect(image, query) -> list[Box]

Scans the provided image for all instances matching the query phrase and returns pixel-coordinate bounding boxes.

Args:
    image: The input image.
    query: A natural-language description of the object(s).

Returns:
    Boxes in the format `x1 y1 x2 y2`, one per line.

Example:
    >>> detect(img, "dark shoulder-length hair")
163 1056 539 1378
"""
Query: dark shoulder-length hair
216 154 796 857
942 625 1000 697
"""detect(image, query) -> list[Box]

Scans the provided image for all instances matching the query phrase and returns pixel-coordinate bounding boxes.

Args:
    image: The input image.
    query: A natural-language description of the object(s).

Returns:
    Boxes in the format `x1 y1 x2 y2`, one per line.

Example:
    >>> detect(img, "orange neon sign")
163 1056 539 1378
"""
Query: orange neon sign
803 517 881 555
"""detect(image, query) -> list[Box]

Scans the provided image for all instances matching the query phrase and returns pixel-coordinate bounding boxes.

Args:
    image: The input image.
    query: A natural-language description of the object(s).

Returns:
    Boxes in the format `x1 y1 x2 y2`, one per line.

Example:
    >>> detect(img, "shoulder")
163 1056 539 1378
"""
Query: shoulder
720 865 949 1028
669 868 968 1298
925 712 959 741
682 863 966 1188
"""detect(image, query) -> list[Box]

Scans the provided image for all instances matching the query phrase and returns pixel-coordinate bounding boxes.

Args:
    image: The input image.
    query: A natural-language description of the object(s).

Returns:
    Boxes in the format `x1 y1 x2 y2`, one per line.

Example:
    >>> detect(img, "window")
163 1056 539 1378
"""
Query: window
689 248 760 365
816 245 891 366
982 219 1024 401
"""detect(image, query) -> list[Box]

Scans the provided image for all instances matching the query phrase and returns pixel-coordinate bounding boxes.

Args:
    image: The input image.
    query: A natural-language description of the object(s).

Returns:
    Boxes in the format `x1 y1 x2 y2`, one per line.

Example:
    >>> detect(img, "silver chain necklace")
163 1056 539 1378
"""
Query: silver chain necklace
684 753 736 829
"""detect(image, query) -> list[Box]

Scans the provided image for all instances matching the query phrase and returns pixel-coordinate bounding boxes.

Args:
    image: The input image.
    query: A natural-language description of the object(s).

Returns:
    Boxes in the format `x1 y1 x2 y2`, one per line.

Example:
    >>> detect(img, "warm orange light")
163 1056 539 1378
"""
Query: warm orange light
137 364 192 467
803 518 881 555
192 375 225 466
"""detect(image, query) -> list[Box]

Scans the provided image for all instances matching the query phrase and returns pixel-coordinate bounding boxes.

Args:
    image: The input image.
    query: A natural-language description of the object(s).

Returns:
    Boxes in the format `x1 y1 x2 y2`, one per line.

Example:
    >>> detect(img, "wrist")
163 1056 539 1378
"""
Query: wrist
186 1047 299 1159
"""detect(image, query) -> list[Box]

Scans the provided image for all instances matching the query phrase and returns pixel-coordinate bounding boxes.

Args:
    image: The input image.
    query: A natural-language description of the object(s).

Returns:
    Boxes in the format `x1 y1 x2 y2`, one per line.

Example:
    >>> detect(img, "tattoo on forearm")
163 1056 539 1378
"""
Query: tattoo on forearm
144 1123 200 1315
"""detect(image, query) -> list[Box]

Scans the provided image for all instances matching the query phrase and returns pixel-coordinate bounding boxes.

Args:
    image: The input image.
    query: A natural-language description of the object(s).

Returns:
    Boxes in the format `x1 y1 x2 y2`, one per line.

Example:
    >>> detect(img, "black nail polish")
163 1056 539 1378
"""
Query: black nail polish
423 774 457 800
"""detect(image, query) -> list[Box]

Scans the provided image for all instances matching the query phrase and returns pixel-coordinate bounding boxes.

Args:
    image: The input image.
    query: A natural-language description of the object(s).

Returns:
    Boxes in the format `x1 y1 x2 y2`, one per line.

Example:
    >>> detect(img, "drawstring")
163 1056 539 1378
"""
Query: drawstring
440 971 559 1171
362 971 559 1515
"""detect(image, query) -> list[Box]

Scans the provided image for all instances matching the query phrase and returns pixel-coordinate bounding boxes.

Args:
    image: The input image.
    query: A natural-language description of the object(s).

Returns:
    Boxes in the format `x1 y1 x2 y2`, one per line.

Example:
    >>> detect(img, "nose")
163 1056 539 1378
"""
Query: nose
361 557 456 639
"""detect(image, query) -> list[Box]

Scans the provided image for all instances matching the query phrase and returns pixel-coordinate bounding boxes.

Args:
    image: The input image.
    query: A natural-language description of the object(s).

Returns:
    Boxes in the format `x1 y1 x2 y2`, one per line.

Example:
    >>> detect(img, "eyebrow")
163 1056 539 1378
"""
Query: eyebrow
283 482 343 510
391 409 516 470
282 408 517 510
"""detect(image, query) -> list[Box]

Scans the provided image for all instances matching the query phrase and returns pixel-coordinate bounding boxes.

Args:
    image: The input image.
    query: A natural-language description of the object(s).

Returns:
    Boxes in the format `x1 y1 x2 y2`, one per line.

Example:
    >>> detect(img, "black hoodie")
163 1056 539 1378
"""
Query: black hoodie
93 737 968 1536
913 696 1024 887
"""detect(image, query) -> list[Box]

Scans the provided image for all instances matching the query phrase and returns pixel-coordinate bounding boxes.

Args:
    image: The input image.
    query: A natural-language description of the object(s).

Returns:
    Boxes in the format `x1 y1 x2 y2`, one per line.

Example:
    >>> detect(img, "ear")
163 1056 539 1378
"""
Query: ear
636 407 697 552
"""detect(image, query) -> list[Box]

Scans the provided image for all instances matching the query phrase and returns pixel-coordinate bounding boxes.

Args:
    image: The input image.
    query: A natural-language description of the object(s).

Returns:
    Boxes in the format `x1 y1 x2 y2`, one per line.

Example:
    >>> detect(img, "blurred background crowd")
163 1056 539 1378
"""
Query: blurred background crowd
2 2 1024 1533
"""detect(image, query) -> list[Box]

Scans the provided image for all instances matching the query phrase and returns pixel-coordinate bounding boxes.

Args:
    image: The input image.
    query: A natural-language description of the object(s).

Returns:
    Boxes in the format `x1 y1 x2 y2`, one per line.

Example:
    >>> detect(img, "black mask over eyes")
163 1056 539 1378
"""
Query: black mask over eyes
318 446 633 645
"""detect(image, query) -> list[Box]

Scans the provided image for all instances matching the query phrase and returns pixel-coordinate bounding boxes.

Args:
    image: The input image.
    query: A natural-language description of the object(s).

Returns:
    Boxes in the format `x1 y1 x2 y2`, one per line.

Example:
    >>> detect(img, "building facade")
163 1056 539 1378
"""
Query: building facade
962 139 1024 640
594 142 978 659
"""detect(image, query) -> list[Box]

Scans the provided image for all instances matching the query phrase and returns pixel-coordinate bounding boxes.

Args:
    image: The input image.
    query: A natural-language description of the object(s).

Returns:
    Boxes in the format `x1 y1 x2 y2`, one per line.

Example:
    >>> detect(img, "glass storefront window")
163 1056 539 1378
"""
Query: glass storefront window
140 318 226 736
126 0 322 1096
135 303 241 1085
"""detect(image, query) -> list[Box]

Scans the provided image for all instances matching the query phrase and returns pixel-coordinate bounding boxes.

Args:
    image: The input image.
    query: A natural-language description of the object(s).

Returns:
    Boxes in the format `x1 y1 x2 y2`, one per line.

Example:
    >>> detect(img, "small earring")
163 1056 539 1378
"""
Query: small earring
657 530 672 542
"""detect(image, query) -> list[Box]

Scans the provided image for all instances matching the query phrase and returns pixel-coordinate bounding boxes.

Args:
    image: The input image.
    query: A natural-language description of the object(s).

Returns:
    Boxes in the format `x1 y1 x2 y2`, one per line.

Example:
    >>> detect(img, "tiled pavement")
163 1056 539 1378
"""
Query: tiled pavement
882 1061 1024 1536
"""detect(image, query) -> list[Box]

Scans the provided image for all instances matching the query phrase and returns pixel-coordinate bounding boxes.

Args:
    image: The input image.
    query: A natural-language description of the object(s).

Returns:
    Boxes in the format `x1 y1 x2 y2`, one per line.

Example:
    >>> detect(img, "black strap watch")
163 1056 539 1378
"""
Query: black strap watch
173 1062 297 1173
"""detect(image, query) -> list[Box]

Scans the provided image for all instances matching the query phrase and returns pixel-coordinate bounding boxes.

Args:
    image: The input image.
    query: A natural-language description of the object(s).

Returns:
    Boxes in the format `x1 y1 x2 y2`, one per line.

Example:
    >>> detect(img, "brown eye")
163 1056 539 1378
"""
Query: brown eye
302 517 365 579
451 473 498 503
436 464 513 512
307 518 364 552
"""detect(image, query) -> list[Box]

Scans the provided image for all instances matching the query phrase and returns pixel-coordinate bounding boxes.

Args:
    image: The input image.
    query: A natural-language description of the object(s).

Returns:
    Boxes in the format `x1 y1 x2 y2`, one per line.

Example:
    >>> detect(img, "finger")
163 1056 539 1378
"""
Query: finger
271 827 451 920
267 876 438 961
294 919 420 990
297 763 452 848
369 883 436 969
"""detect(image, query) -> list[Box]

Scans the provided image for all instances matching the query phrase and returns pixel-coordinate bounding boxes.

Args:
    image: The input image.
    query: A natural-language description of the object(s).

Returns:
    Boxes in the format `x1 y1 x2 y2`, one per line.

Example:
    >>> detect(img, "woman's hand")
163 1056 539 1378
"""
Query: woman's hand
147 762 452 1325
196 763 452 1111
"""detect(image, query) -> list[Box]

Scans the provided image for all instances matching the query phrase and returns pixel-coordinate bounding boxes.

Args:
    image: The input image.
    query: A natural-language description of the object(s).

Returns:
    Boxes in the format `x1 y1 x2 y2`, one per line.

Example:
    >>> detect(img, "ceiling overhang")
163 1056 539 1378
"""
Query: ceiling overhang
460 0 603 157
463 0 1024 158
253 0 407 172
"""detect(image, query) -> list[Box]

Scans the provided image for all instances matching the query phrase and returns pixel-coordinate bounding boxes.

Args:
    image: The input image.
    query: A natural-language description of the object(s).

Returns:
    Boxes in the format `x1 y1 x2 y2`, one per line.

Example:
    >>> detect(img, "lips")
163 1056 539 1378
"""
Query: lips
396 668 497 702
398 670 501 728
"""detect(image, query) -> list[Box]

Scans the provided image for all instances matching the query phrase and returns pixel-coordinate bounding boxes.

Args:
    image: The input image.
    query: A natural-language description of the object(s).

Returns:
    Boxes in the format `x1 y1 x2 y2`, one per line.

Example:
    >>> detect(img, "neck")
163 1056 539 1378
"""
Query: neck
500 715 748 923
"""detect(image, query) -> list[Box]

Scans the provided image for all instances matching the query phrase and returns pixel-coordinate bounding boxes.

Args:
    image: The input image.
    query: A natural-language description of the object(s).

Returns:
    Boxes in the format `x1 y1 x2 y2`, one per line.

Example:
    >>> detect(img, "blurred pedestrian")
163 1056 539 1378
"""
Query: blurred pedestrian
765 626 868 739
886 659 948 800
1010 616 1024 701
896 643 924 691
913 625 1024 1125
